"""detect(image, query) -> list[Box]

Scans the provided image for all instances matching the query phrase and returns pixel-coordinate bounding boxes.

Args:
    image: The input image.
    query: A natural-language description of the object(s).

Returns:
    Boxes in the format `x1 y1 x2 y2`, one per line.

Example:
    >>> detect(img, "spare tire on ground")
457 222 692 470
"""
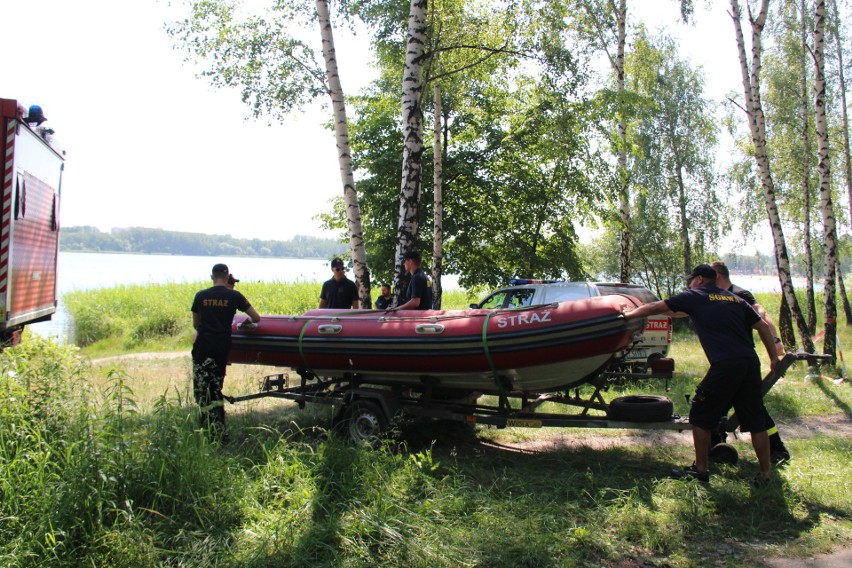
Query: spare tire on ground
607 395 674 422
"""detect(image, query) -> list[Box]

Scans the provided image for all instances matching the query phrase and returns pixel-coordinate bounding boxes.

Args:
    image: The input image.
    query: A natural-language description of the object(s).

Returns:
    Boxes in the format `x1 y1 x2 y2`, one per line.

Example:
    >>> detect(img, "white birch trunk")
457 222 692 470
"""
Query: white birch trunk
431 83 443 309
730 0 815 352
392 0 428 297
814 0 838 360
829 0 852 231
800 0 817 334
616 0 630 283
316 0 371 307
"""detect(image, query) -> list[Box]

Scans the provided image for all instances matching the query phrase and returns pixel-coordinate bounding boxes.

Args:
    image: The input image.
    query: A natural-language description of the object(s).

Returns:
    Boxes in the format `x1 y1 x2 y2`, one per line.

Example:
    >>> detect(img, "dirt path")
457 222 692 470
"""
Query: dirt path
480 414 852 453
90 352 188 364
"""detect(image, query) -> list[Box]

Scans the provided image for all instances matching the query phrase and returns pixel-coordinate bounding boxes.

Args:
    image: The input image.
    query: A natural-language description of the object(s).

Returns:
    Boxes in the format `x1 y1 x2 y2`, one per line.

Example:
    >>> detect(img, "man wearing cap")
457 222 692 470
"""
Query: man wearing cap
710 260 791 465
623 264 779 485
319 258 359 309
395 250 432 310
191 263 260 436
225 274 239 289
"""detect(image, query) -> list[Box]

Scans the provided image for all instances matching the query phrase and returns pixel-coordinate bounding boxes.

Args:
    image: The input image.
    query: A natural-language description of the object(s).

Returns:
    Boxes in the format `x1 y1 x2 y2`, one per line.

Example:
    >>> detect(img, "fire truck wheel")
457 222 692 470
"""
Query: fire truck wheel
607 395 674 422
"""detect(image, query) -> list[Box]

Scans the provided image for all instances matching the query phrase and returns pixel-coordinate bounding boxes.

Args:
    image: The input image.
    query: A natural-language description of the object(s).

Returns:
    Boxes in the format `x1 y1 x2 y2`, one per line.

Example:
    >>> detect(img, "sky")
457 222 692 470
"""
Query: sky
1 0 754 247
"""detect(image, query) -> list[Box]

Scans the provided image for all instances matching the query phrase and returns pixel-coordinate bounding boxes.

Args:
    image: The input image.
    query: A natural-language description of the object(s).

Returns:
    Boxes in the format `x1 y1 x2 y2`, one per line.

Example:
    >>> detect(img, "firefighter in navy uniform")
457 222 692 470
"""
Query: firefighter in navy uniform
710 260 791 465
394 250 433 310
319 258 359 309
623 265 779 485
191 263 260 437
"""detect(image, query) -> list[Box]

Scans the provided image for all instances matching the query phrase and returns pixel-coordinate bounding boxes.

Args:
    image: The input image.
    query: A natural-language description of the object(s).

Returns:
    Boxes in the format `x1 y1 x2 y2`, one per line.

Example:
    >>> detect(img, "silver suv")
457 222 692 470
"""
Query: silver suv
471 280 672 370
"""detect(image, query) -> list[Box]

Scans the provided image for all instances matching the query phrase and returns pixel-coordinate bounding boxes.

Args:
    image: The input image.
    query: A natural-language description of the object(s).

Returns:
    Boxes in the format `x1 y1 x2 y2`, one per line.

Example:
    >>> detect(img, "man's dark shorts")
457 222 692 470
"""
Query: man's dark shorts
689 357 767 432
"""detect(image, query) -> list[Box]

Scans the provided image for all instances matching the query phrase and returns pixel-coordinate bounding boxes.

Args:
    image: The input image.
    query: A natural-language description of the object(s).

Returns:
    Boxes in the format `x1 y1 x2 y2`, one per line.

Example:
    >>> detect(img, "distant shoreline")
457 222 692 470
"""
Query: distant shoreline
60 250 329 261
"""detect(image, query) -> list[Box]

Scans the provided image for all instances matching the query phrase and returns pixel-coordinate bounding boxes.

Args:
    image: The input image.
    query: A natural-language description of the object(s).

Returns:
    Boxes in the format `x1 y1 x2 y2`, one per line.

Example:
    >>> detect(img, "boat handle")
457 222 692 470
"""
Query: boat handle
317 324 343 334
415 324 445 335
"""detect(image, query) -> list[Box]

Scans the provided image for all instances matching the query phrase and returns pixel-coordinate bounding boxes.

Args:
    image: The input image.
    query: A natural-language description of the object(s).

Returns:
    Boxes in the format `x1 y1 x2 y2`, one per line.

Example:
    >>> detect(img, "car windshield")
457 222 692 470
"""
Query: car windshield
478 288 536 309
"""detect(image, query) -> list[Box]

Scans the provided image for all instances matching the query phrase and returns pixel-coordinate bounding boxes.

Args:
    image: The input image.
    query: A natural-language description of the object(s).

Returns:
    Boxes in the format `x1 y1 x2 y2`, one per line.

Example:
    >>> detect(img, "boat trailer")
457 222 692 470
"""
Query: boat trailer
228 351 816 448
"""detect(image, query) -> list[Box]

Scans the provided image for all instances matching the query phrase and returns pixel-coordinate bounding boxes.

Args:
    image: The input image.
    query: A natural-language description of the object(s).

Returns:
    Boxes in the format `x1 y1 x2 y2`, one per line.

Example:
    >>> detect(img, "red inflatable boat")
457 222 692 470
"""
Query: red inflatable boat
228 295 645 394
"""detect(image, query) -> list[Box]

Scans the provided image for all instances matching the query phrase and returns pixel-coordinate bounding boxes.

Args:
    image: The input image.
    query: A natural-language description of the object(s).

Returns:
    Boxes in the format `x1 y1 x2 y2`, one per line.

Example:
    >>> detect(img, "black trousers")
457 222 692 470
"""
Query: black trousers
191 334 231 431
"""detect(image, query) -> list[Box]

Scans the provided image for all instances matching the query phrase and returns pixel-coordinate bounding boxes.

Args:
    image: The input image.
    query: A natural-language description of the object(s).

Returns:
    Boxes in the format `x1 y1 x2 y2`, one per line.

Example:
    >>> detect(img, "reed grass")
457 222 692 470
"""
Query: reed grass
7 285 849 565
62 281 475 356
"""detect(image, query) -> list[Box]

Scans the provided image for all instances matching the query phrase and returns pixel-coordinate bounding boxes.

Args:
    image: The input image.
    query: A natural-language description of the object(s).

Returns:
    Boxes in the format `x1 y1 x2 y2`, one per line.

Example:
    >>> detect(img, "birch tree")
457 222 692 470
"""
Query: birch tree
799 0 818 333
730 0 815 352
813 0 839 360
627 29 720 284
828 0 852 324
431 83 444 308
577 0 631 282
830 0 852 232
317 0 371 307
391 0 429 299
167 0 372 303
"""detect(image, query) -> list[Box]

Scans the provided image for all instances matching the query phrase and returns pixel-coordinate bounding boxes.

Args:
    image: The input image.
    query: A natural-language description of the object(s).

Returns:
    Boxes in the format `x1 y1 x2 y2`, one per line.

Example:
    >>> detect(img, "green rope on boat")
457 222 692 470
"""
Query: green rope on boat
297 318 315 370
481 311 505 393
295 310 382 370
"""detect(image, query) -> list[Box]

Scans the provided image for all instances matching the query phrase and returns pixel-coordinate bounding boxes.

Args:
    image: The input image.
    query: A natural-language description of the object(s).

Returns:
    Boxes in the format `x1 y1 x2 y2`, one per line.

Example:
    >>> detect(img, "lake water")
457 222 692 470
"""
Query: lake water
28 252 810 343
31 252 346 341
30 252 461 341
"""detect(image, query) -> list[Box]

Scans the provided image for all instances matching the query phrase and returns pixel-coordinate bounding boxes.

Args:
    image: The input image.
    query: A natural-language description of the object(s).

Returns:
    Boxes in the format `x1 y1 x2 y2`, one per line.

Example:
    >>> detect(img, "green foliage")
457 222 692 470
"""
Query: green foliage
1 330 851 565
166 0 325 121
60 226 346 259
624 27 723 291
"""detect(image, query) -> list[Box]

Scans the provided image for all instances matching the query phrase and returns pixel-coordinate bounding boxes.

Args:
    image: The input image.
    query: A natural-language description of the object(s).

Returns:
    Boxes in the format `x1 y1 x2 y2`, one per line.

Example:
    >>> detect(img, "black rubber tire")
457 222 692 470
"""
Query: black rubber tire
709 442 739 465
607 395 674 422
343 400 388 445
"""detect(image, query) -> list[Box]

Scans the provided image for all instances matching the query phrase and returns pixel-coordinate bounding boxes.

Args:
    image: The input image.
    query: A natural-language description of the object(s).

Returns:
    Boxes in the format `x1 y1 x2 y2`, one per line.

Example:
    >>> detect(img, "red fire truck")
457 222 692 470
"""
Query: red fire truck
0 98 64 345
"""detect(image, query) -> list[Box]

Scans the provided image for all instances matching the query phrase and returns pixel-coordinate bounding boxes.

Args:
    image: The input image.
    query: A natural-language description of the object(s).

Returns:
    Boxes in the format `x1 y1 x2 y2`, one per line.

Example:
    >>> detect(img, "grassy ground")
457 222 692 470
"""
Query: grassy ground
3 285 849 566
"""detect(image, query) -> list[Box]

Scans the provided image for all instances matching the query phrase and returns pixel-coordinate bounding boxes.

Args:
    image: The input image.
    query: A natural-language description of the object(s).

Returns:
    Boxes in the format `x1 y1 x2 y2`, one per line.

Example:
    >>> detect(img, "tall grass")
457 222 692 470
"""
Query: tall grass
1 331 850 566
62 281 475 356
30 283 852 565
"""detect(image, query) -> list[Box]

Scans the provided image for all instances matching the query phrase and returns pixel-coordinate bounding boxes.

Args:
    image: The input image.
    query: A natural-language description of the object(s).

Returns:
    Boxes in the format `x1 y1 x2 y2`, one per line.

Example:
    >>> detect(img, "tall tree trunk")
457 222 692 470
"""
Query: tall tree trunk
675 160 692 275
316 0 371 307
830 0 852 231
730 0 815 352
616 0 631 283
800 0 817 334
431 83 443 309
392 0 428 299
837 257 852 322
814 0 838 362
778 292 796 349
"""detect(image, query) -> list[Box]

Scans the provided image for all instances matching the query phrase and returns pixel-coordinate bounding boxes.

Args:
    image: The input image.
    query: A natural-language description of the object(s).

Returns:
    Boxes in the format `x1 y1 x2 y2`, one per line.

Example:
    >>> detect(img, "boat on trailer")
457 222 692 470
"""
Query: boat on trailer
228 294 646 394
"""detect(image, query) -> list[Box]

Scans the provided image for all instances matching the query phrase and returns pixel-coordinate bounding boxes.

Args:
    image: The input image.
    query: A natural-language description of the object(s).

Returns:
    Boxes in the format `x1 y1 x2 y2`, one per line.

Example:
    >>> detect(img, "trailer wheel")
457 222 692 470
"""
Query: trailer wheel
709 443 739 465
343 400 388 445
607 395 673 422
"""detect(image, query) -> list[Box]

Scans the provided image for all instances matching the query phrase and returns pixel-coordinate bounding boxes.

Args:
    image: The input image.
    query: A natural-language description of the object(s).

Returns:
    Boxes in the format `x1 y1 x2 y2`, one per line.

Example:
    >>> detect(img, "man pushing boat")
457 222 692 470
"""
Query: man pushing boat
622 264 779 485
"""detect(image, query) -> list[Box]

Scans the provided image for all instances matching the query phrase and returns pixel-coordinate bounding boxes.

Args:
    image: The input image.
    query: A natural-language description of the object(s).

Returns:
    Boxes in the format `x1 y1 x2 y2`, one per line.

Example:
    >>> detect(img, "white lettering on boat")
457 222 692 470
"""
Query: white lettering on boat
496 309 552 328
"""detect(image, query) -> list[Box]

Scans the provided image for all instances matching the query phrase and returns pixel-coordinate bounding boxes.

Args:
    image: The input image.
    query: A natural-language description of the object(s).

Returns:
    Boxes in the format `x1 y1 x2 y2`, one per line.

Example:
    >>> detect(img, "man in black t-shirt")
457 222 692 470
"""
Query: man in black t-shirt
375 283 392 310
394 250 432 310
623 264 779 485
711 260 790 465
319 258 359 309
191 263 260 436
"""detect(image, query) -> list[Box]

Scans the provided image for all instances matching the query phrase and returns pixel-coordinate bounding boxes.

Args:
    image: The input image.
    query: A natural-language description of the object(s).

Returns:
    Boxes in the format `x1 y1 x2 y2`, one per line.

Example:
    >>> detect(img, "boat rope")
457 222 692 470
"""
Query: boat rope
297 317 316 371
481 311 509 404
